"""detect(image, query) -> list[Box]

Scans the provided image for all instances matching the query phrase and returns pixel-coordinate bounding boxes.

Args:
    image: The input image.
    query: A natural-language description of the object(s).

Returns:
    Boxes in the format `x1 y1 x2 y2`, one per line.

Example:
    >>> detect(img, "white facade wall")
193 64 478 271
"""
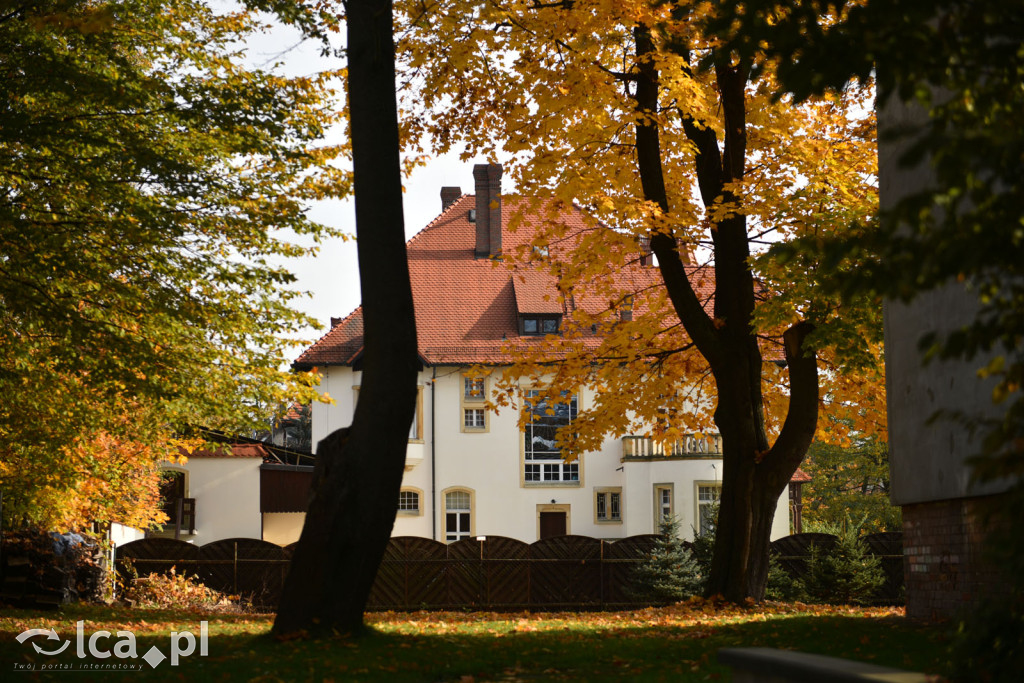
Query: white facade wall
313 365 790 544
157 457 262 545
109 523 146 548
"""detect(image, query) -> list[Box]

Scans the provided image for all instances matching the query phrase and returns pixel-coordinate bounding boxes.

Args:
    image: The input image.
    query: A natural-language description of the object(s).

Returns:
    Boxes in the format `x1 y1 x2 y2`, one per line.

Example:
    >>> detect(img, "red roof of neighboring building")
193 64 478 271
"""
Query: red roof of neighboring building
790 468 812 483
295 185 711 368
183 443 270 459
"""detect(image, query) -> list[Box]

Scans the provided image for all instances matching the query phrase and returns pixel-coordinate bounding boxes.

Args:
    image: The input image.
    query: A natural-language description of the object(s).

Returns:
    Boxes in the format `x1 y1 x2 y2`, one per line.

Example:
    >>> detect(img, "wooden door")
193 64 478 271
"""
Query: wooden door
539 511 567 539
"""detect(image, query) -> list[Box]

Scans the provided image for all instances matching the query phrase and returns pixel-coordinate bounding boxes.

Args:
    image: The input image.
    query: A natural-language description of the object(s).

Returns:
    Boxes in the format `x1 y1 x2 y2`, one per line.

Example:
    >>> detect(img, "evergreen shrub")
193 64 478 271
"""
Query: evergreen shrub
629 516 704 604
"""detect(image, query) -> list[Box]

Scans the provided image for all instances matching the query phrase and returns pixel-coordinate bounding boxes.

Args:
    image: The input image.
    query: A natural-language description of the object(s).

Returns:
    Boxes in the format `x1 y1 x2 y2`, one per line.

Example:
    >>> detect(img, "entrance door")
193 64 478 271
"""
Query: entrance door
539 511 567 539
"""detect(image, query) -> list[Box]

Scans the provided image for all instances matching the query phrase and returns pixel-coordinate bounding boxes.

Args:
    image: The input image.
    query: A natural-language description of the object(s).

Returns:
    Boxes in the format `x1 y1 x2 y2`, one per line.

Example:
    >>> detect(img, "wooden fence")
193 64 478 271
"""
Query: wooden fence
115 531 904 610
365 535 661 611
116 537 290 608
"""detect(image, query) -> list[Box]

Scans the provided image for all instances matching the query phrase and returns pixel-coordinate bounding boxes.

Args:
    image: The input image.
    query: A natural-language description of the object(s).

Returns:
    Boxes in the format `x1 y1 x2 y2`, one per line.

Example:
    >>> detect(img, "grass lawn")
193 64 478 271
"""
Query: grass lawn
1 600 951 681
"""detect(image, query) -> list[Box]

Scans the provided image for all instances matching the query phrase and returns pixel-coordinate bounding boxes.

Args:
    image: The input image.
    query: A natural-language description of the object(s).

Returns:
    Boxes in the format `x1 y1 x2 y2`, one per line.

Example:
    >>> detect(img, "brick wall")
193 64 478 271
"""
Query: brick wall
902 494 1007 619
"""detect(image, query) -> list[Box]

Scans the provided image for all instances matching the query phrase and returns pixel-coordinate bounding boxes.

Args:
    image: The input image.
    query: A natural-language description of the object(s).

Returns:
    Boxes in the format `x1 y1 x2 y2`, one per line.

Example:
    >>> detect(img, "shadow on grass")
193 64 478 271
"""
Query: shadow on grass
0 606 949 682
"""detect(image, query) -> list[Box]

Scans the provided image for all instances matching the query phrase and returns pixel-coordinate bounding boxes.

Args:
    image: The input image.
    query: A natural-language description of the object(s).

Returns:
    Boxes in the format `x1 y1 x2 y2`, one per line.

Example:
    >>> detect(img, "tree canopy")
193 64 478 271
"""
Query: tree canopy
0 0 345 530
801 434 901 534
395 0 884 600
705 0 1022 476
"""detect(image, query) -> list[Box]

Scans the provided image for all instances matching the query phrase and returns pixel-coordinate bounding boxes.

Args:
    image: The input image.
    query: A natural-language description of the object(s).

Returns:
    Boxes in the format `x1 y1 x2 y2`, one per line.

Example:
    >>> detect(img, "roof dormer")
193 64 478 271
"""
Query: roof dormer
512 270 564 336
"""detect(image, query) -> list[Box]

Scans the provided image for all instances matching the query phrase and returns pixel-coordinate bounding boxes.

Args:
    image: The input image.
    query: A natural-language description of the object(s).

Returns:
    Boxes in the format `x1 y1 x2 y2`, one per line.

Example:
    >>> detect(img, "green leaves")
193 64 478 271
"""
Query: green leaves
801 435 901 534
0 0 345 527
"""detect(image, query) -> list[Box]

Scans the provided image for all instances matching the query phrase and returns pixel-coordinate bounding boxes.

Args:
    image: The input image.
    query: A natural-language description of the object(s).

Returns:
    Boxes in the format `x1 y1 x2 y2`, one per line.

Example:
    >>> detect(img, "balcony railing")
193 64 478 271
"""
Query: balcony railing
161 497 196 536
621 434 722 459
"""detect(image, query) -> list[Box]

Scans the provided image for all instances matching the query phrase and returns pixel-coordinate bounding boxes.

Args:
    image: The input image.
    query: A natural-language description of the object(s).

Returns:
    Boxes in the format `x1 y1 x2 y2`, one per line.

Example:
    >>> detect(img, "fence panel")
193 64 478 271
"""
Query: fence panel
482 536 531 608
116 538 200 583
365 538 407 609
603 534 660 606
445 539 485 608
530 536 603 608
770 533 838 581
862 532 905 605
365 536 449 609
198 539 289 608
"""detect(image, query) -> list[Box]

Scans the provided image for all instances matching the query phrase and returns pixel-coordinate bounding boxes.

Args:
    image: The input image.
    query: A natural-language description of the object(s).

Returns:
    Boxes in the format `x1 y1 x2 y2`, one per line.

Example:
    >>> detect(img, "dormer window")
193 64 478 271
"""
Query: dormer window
521 315 560 336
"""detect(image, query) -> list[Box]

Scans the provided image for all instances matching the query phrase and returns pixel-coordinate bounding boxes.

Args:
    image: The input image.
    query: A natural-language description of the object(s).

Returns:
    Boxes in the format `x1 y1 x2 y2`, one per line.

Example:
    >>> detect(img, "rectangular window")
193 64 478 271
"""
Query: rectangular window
464 377 485 400
697 484 721 536
595 488 622 523
524 390 579 483
397 490 420 514
521 315 561 336
653 484 674 530
460 374 489 432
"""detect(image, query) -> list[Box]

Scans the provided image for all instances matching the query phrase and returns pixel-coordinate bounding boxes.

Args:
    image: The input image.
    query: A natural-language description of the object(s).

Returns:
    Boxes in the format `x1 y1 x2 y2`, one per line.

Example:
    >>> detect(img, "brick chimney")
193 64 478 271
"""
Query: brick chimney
637 236 653 267
441 186 461 212
473 163 502 258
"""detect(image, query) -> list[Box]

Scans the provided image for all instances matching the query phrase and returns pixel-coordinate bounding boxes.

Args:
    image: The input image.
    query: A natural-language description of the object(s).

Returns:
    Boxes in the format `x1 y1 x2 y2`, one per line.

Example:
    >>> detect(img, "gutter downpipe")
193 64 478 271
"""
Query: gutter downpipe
430 366 437 541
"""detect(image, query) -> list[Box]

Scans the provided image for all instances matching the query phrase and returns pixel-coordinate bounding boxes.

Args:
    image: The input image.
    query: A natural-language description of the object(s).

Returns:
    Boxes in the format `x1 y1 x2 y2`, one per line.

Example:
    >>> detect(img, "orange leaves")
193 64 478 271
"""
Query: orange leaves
363 599 904 636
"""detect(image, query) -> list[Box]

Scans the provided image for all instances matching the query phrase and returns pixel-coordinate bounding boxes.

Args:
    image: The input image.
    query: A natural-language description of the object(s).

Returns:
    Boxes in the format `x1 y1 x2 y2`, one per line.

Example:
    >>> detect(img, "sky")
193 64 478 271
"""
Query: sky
245 16 510 361
284 148 490 357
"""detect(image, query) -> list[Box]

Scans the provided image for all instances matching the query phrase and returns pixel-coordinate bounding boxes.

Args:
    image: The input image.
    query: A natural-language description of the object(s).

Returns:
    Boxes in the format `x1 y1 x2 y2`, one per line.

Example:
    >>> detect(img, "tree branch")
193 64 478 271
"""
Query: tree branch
764 320 819 478
632 23 721 366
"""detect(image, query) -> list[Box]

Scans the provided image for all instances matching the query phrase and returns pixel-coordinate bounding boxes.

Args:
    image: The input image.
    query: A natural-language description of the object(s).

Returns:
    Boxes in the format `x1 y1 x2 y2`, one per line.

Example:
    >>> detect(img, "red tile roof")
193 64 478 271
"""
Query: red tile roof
295 194 709 367
183 443 269 459
790 468 812 483
513 269 564 314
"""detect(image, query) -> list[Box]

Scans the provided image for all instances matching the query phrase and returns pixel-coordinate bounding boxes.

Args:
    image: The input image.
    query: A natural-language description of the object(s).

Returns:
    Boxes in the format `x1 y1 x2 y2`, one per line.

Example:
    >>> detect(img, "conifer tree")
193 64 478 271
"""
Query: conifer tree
630 516 704 604
799 518 885 605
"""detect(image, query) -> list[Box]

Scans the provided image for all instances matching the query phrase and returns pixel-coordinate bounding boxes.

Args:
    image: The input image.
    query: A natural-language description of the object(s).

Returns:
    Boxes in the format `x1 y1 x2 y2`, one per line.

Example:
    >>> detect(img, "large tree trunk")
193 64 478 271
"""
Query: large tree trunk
633 24 819 602
273 0 418 636
705 323 819 601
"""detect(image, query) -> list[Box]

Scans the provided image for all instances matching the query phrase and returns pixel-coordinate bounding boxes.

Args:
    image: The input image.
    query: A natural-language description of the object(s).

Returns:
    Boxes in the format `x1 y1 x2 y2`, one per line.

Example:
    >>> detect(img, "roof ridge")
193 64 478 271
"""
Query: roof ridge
295 305 364 365
405 193 469 248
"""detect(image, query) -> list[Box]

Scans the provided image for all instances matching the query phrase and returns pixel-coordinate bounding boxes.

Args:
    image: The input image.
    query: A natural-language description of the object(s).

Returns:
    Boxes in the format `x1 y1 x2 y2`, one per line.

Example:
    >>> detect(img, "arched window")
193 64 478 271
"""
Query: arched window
444 489 473 542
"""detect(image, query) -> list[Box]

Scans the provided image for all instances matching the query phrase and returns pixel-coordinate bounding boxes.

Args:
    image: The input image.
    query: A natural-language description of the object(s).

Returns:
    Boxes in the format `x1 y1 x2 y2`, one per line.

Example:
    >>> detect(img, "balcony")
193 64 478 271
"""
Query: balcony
621 434 722 460
160 497 196 536
404 442 425 471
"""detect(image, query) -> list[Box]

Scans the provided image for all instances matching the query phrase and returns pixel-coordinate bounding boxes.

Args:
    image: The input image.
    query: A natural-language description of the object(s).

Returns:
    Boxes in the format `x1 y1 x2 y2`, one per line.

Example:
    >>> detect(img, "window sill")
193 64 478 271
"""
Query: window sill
523 481 582 488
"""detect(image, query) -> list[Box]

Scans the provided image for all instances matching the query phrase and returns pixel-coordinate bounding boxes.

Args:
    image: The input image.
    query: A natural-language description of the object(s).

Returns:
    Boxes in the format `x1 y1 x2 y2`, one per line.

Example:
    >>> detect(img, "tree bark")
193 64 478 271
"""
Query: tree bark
273 0 418 636
633 25 819 602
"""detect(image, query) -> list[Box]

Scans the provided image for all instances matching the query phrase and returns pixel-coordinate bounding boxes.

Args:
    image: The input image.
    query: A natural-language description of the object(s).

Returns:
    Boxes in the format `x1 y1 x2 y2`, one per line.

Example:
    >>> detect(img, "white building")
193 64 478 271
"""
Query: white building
114 442 313 547
295 164 792 544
